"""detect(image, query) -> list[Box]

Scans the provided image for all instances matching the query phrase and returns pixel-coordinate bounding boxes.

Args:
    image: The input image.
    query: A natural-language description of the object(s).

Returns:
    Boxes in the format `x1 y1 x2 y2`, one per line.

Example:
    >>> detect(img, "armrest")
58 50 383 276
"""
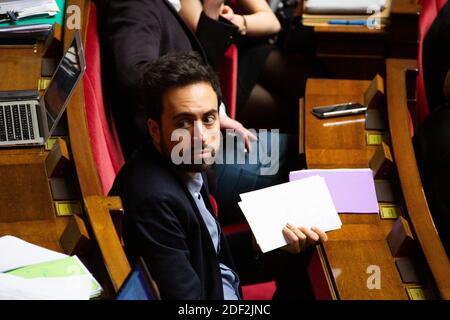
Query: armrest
386 58 450 299
84 195 131 292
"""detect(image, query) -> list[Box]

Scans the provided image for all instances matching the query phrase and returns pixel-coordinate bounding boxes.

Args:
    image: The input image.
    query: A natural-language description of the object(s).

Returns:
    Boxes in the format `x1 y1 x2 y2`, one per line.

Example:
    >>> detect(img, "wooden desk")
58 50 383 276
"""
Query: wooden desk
386 59 450 299
303 0 419 79
0 0 124 299
0 48 70 252
305 64 450 299
305 78 408 299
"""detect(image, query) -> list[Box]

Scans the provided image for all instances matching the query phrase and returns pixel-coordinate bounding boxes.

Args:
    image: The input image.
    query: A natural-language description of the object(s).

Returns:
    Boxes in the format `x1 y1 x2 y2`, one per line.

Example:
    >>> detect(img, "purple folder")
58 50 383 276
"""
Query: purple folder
289 169 379 213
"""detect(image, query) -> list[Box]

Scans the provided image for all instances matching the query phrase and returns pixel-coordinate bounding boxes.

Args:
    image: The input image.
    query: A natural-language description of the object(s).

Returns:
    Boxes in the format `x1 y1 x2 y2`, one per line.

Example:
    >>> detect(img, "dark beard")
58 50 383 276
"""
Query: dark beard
161 140 216 173
182 146 216 172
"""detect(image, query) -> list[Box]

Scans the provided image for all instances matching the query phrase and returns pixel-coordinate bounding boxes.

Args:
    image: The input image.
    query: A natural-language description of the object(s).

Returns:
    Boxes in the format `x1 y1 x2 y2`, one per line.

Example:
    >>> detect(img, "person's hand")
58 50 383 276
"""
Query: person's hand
220 5 235 21
203 0 225 20
281 224 328 254
219 113 257 153
220 5 247 32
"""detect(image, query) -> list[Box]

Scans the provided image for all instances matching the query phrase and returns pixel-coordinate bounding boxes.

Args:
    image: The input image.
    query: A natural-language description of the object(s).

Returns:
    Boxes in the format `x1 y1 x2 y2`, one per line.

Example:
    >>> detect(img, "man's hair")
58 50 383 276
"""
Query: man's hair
139 53 222 122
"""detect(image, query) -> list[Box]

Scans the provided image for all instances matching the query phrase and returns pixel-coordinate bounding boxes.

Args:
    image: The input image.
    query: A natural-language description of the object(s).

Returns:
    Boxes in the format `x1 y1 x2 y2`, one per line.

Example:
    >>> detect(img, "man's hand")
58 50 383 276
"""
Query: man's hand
203 0 225 20
219 113 257 153
282 224 328 254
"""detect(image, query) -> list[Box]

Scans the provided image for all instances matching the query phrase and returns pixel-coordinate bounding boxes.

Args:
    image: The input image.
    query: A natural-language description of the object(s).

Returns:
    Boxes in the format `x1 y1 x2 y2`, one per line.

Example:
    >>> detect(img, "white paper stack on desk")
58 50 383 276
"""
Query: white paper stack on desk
238 176 342 253
0 235 102 300
304 0 388 14
302 0 391 27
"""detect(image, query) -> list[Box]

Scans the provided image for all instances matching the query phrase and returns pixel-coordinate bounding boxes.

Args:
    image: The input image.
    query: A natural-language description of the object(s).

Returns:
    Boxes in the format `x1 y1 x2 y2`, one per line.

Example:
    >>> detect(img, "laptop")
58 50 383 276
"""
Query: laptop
0 30 86 147
115 257 161 300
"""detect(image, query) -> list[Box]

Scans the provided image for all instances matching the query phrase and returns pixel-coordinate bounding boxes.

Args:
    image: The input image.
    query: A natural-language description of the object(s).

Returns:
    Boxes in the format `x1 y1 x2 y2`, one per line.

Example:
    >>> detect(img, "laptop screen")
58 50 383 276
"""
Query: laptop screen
43 31 85 136
116 257 160 300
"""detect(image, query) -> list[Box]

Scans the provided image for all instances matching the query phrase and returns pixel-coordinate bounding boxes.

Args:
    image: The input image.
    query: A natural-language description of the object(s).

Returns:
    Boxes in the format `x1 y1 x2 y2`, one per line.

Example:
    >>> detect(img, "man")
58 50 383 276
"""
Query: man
109 53 327 299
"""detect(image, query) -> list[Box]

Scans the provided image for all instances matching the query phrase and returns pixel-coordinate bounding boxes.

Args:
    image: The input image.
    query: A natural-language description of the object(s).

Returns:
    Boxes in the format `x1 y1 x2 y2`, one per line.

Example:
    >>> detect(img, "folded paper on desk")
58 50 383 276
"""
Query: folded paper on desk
289 168 379 213
0 235 67 272
305 0 387 14
0 236 102 299
0 272 91 300
7 256 102 298
238 176 342 253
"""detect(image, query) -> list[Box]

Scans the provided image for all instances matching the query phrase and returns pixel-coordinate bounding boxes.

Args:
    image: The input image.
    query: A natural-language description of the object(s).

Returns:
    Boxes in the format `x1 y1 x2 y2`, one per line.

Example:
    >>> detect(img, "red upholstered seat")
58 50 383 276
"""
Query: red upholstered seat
241 280 277 300
84 2 125 195
414 0 448 133
216 44 238 119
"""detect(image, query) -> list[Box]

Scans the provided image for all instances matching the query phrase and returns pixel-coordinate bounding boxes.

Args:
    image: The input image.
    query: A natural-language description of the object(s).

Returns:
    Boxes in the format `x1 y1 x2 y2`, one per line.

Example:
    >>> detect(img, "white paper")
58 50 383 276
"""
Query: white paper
0 0 59 20
72 256 103 298
305 0 387 14
0 0 59 13
0 273 91 300
0 235 67 272
238 176 341 253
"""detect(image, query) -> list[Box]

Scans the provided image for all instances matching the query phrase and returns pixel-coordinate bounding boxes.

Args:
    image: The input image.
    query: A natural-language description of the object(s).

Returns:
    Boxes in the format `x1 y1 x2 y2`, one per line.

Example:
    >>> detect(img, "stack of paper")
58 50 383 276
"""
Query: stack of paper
289 168 379 213
0 273 92 300
0 235 66 272
302 0 391 27
304 0 387 14
0 235 102 300
0 0 59 21
238 176 342 253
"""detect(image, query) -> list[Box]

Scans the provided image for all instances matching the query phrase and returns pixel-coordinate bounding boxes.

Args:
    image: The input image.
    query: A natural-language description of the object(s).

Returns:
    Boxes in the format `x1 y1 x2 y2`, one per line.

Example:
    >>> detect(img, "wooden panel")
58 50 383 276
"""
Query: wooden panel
305 79 378 168
0 0 87 269
304 77 410 299
0 52 41 90
0 157 54 221
391 0 420 15
84 196 131 292
67 0 104 197
0 220 63 252
386 59 450 299
324 240 408 299
328 222 394 242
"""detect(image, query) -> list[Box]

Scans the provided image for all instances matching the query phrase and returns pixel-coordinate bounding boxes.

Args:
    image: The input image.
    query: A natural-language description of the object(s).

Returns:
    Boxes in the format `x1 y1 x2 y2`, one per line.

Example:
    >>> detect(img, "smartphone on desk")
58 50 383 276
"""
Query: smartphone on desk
312 102 368 119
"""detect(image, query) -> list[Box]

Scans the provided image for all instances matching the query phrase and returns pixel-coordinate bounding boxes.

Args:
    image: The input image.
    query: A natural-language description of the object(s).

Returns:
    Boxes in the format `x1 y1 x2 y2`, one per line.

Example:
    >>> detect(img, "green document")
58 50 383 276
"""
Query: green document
6 256 102 297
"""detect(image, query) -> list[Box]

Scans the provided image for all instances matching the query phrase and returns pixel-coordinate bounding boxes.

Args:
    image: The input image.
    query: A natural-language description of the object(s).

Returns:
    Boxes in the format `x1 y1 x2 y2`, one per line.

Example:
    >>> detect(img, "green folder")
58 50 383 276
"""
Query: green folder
0 0 66 28
6 255 102 298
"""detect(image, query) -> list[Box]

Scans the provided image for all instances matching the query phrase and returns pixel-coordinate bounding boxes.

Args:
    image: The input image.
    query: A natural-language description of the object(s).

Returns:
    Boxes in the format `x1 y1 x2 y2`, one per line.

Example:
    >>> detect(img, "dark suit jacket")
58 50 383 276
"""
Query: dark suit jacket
99 0 237 156
414 102 450 256
109 142 238 300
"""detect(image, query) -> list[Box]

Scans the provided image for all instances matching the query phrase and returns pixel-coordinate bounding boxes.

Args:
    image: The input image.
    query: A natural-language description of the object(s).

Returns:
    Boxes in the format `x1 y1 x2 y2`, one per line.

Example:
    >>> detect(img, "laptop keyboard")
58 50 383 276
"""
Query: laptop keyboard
0 104 35 142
